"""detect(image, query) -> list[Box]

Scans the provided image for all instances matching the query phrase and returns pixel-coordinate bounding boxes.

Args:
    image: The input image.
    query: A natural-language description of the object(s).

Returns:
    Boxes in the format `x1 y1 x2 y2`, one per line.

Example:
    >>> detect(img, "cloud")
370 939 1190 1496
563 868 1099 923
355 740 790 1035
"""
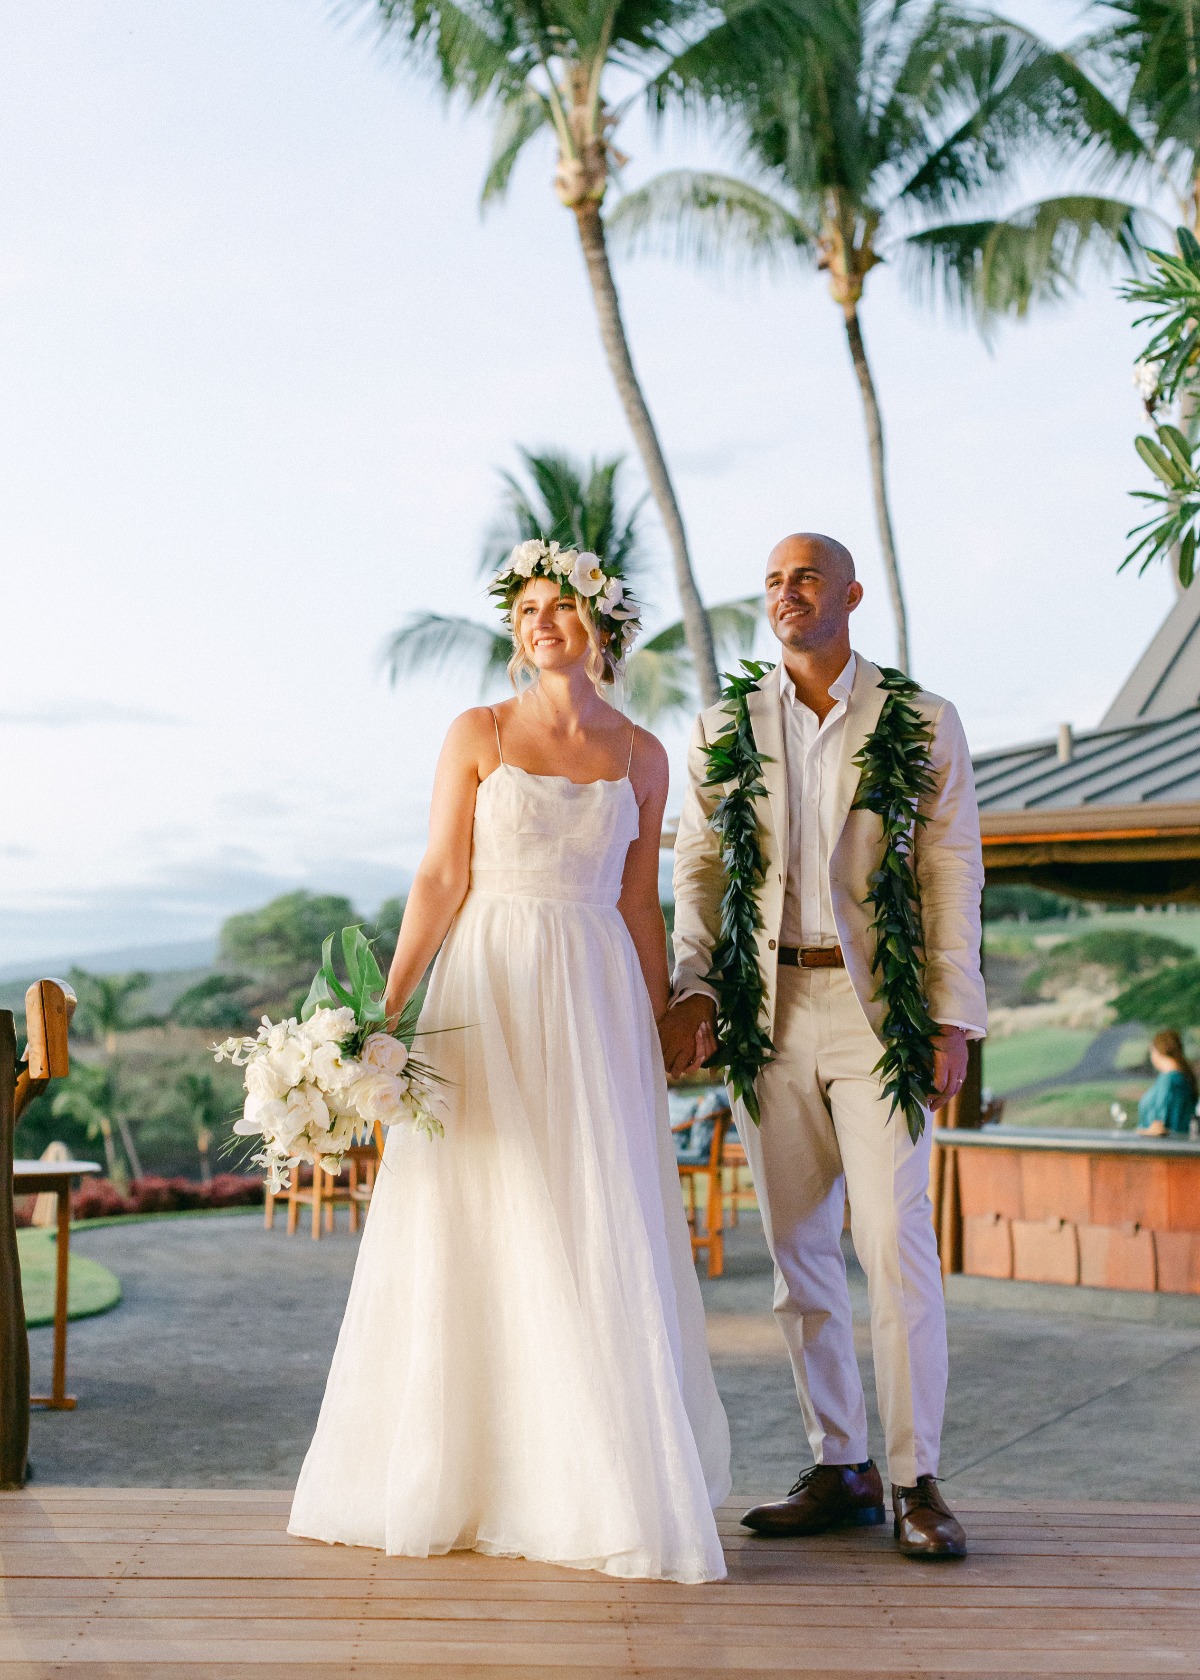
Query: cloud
0 700 186 728
0 851 412 974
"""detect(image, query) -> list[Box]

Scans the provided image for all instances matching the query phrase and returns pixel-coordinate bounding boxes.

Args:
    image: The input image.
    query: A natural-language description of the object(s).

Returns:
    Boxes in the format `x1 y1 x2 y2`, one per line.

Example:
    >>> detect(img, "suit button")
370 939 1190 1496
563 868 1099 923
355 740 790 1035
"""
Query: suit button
768 939 776 951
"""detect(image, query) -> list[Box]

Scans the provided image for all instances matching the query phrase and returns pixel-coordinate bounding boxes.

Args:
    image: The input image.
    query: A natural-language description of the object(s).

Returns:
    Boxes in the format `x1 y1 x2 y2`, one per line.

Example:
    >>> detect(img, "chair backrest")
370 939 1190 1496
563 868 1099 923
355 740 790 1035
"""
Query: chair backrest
1 1009 29 1488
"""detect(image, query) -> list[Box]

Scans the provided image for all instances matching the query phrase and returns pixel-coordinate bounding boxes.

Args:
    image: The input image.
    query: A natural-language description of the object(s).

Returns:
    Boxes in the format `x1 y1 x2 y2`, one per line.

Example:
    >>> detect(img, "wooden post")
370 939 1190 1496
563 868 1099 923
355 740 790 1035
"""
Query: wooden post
1 1010 30 1489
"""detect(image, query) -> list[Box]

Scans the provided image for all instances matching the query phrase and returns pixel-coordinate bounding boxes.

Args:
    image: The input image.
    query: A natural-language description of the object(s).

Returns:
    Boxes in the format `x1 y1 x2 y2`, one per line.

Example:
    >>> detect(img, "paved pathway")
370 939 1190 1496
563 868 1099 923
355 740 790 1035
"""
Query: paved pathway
26 1210 1200 1500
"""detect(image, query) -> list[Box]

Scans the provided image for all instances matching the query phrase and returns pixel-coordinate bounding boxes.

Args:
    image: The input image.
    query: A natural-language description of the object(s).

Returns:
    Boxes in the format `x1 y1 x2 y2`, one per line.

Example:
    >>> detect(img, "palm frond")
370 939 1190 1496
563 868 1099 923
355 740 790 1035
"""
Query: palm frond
382 612 511 692
897 194 1155 325
482 87 553 203
608 170 813 275
364 0 521 104
477 447 649 581
623 646 694 725
625 594 765 723
641 594 765 657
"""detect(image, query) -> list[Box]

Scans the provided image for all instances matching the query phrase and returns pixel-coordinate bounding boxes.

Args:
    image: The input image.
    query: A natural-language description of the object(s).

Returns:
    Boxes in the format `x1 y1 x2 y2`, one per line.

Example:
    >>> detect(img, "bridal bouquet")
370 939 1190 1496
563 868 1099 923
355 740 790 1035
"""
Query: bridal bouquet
213 926 444 1193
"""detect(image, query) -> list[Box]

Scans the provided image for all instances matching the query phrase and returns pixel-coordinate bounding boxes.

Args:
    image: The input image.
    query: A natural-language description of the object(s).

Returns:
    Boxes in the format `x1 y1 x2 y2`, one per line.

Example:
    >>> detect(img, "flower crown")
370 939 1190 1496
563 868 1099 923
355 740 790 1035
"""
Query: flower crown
489 538 642 662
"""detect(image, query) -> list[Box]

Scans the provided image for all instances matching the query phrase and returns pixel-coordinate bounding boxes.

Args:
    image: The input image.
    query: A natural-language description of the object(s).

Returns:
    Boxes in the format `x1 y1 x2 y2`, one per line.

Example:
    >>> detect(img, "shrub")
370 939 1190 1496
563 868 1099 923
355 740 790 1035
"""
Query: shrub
72 1174 264 1220
1113 960 1200 1030
983 885 1089 922
169 973 255 1031
1022 929 1192 1001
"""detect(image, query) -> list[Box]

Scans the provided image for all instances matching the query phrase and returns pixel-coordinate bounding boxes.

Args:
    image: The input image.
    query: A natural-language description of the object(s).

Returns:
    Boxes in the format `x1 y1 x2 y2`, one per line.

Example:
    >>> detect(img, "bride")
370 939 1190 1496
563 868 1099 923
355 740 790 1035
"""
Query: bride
288 540 731 1583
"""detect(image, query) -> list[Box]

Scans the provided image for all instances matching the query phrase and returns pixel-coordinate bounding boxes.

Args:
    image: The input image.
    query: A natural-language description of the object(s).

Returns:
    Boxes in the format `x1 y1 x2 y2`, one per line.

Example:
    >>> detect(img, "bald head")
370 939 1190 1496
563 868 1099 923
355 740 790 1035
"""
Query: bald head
767 533 856 587
765 531 862 660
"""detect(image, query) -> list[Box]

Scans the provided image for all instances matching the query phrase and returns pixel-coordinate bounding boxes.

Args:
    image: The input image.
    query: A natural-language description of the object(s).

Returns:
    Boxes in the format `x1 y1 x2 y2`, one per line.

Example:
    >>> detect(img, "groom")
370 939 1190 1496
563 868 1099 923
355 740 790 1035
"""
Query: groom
661 533 985 1559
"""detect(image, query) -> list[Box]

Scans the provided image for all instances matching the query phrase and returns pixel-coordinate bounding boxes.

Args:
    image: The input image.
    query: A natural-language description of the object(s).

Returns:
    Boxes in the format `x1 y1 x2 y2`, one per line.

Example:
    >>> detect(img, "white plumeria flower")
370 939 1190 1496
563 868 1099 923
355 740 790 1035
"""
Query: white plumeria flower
1134 360 1161 402
569 552 606 596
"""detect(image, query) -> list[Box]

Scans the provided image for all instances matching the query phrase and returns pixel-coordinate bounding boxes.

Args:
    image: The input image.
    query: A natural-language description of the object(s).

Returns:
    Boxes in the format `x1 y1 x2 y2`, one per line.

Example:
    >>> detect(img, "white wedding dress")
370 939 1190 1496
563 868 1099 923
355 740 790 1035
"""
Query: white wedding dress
288 743 731 1583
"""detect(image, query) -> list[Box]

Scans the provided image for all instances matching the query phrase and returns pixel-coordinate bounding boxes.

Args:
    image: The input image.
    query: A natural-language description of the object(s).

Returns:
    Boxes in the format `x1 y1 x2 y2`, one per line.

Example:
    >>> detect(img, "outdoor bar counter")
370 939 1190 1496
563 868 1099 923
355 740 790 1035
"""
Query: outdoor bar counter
933 1125 1200 1294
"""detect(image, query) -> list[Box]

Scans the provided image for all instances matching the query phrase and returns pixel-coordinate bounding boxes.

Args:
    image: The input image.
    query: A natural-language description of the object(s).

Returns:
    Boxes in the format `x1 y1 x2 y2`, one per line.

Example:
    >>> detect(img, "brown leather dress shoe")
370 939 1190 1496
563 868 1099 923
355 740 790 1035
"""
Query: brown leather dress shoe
741 1462 886 1536
892 1476 967 1558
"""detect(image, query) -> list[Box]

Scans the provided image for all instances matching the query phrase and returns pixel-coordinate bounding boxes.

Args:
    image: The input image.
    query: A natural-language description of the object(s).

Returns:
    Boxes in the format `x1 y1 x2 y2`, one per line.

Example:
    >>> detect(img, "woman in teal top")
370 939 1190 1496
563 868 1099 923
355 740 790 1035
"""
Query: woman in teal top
1137 1030 1198 1136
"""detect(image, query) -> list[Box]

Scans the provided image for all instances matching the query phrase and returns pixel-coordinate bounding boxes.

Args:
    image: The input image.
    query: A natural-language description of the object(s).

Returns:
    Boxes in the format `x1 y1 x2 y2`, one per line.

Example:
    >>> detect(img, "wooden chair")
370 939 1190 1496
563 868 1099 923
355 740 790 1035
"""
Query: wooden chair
3 981 80 1488
719 1127 756 1226
672 1099 732 1278
265 1125 384 1239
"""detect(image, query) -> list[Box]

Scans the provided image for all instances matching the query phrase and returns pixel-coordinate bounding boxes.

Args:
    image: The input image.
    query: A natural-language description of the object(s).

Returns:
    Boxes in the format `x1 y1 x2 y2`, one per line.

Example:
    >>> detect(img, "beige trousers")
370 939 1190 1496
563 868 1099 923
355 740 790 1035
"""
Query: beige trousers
737 966 946 1487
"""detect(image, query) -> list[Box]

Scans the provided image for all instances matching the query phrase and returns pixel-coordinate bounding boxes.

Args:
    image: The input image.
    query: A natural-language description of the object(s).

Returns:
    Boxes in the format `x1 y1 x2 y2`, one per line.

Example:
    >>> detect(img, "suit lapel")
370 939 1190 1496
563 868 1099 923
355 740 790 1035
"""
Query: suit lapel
745 663 788 866
829 654 887 845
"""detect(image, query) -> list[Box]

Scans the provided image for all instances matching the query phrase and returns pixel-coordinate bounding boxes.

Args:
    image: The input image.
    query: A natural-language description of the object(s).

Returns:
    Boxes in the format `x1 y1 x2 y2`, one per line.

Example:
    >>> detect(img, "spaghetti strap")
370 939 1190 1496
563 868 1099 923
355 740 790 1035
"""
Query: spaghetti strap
626 724 636 778
489 707 504 766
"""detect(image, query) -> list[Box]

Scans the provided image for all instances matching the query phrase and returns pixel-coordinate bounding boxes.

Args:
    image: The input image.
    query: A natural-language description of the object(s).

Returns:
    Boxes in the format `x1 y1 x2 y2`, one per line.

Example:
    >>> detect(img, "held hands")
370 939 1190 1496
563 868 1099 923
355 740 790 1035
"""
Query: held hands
928 1025 968 1114
658 995 718 1081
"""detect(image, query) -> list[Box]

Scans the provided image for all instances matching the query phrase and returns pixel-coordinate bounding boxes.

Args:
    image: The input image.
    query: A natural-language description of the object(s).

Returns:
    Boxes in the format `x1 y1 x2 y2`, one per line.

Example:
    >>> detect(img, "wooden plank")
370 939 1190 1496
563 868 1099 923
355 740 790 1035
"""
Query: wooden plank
3 1493 1198 1678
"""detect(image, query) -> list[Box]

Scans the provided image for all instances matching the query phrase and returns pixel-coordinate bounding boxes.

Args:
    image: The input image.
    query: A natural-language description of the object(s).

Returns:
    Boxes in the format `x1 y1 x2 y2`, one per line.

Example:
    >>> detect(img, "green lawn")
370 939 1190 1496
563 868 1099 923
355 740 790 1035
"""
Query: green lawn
981 1028 1095 1095
16 1227 121 1327
1003 1081 1147 1131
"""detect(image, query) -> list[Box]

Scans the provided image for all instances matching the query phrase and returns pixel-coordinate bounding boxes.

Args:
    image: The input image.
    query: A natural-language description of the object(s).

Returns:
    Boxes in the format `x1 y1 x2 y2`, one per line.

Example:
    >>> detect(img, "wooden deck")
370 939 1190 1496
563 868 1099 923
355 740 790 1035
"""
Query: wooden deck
2 1488 1198 1676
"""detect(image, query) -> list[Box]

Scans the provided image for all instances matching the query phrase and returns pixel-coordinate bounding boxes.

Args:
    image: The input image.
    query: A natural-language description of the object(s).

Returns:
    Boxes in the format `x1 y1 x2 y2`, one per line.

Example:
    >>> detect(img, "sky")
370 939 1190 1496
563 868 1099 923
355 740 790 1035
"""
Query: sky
0 0 1182 970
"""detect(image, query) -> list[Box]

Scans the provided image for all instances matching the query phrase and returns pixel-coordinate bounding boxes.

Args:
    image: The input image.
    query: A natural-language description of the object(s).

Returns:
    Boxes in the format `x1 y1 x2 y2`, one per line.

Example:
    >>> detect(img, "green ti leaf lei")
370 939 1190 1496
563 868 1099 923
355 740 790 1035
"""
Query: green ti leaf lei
851 667 940 1144
701 661 776 1124
702 660 940 1140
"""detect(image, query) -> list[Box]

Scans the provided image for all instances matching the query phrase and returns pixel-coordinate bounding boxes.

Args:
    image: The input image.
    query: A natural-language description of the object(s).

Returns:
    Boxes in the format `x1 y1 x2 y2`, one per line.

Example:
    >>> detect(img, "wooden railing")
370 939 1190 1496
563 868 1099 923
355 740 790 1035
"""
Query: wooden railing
1 980 76 1489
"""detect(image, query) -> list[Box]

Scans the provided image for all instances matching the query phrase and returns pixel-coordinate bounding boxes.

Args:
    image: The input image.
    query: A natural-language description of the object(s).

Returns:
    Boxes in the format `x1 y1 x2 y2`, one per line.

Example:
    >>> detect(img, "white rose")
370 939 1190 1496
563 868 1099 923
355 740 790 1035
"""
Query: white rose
309 1039 358 1092
302 1006 356 1046
569 553 606 597
351 1070 411 1127
245 1056 288 1102
550 546 577 576
234 1092 287 1138
360 1033 409 1077
510 539 545 577
265 1037 308 1091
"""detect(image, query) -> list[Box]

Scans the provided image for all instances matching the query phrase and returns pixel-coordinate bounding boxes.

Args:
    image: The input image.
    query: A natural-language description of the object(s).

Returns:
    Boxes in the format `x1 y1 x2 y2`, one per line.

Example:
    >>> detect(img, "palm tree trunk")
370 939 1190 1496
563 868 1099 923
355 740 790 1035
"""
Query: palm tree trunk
573 202 720 706
97 1116 123 1186
842 303 911 673
114 1112 143 1181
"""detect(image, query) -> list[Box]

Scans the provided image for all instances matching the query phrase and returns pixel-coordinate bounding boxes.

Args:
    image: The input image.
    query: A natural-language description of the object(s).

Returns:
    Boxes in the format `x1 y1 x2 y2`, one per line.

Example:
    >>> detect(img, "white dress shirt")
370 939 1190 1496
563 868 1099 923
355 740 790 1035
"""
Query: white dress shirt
778 655 856 948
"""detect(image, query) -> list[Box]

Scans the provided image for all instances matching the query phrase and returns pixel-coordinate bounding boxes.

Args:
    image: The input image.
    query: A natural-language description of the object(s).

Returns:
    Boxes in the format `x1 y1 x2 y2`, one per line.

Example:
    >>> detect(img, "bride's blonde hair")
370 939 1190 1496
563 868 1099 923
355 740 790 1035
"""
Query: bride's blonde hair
507 581 621 695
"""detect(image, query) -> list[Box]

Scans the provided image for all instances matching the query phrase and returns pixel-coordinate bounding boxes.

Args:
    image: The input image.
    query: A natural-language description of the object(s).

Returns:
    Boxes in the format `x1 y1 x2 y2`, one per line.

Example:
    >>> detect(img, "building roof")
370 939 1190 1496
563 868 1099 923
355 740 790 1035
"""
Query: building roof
973 707 1200 813
1101 583 1200 725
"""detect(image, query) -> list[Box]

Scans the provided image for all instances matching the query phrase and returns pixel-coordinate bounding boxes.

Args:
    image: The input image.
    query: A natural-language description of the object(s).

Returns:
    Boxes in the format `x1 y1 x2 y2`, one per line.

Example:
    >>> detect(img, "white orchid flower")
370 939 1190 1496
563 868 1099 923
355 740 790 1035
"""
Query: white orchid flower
569 552 606 596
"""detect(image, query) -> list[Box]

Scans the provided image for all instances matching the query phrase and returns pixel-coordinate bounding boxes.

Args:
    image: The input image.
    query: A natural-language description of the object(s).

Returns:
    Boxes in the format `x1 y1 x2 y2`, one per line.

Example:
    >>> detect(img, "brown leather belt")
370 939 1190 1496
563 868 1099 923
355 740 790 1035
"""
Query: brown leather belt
778 945 845 969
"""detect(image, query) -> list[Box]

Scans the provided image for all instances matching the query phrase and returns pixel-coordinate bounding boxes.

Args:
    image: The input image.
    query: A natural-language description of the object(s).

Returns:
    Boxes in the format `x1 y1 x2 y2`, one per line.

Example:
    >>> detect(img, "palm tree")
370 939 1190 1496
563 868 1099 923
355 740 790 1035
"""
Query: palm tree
69 969 152 1179
355 0 797 706
384 447 764 721
51 1065 125 1189
1081 2 1200 240
175 1073 223 1185
609 2 1149 670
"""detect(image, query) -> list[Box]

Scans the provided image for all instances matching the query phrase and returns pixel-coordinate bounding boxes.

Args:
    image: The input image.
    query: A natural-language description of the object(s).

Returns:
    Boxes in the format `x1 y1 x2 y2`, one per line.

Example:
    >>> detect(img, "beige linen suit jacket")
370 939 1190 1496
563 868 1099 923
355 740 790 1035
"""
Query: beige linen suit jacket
671 656 987 1045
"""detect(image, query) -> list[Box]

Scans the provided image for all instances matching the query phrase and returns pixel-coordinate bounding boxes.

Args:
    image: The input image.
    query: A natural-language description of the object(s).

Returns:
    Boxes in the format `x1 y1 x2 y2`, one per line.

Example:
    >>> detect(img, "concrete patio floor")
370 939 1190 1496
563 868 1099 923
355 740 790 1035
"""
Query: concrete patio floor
25 1209 1200 1500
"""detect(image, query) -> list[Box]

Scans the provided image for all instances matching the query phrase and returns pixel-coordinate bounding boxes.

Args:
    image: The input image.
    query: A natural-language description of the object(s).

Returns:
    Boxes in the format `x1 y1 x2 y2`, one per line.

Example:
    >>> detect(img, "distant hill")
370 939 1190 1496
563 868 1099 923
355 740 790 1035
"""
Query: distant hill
0 937 218 986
